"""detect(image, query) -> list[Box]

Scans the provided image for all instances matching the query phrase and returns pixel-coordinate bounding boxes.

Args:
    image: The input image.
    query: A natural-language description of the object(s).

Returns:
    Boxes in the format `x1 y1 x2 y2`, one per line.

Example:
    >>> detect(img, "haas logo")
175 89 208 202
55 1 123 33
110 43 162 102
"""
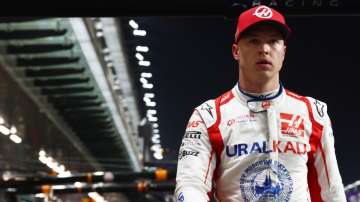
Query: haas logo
253 6 273 19
280 113 304 137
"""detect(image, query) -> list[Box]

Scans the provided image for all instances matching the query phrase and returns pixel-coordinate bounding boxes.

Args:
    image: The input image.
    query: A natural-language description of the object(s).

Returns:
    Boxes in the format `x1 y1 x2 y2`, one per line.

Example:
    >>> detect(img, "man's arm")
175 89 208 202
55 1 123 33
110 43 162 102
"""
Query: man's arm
175 109 216 202
308 99 346 202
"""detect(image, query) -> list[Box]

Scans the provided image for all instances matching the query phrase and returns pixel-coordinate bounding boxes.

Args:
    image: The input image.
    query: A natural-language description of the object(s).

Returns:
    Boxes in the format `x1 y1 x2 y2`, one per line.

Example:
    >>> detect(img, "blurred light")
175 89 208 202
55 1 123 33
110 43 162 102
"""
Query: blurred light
74 182 83 188
139 77 148 84
39 156 47 164
144 93 155 98
46 160 57 169
106 62 114 68
96 31 104 38
46 157 53 164
151 144 164 160
6 188 16 192
142 83 153 89
10 126 17 134
147 109 157 115
93 182 104 189
104 55 112 62
94 171 105 176
148 117 158 122
52 185 66 190
154 152 164 160
151 144 162 151
89 192 107 202
151 134 160 144
147 110 158 122
133 30 147 36
0 117 4 124
58 165 65 173
58 171 72 178
143 93 156 107
138 153 143 161
104 172 114 182
140 78 153 89
53 165 64 174
129 18 165 161
141 72 152 78
136 46 149 52
95 21 103 30
9 134 22 144
102 48 110 54
2 171 12 181
135 53 144 61
128 20 139 29
0 125 10 135
139 60 151 66
39 150 46 157
35 193 45 198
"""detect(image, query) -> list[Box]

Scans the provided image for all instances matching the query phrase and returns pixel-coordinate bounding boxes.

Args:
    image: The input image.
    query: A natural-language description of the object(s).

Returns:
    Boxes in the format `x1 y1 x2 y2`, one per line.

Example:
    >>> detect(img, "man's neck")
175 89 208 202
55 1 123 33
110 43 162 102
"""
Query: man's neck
238 78 280 94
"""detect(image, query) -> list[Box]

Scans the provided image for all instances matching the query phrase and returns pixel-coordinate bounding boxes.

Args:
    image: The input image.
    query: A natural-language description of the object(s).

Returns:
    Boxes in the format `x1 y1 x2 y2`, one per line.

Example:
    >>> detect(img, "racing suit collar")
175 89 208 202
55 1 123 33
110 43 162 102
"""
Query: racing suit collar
234 82 285 112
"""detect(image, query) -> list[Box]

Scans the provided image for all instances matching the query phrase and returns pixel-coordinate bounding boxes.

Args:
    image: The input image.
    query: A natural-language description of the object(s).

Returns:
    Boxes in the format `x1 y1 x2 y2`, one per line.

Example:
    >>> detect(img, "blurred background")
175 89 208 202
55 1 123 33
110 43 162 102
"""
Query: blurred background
0 1 360 201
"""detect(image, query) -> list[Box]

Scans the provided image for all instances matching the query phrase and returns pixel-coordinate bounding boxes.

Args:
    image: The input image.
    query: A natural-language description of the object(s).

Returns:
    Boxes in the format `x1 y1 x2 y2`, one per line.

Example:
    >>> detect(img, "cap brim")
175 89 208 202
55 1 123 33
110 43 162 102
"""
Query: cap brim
240 20 291 41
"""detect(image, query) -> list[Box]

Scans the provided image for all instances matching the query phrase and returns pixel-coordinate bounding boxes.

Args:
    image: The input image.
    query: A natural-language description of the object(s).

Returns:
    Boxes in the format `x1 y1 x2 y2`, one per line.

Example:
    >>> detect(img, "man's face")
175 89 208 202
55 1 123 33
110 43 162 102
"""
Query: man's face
232 23 286 85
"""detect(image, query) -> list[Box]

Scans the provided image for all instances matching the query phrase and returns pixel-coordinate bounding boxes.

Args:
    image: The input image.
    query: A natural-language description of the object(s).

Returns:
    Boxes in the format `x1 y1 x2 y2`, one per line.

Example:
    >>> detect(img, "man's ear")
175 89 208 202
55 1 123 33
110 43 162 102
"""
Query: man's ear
232 43 239 60
283 45 287 57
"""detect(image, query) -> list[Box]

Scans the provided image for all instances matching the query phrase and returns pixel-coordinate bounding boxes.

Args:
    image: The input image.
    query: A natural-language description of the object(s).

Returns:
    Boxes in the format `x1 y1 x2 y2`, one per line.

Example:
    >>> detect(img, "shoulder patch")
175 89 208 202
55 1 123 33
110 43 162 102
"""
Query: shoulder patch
196 100 217 127
314 99 325 118
200 102 214 118
306 96 328 123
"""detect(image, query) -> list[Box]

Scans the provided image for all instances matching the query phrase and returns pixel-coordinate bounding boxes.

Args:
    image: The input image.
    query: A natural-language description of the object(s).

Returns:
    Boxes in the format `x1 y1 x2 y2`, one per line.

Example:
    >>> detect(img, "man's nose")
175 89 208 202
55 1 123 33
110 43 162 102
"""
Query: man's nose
258 43 271 55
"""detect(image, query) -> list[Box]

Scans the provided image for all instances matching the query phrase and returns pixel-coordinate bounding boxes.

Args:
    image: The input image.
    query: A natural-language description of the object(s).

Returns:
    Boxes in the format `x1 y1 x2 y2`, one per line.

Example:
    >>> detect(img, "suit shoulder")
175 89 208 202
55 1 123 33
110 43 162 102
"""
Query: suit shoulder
305 96 328 122
285 89 329 122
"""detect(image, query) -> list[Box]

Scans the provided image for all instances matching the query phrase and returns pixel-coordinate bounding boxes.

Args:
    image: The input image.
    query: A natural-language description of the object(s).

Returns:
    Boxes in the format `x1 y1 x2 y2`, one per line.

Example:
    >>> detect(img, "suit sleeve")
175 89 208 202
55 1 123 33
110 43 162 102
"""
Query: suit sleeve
174 109 216 202
310 100 346 202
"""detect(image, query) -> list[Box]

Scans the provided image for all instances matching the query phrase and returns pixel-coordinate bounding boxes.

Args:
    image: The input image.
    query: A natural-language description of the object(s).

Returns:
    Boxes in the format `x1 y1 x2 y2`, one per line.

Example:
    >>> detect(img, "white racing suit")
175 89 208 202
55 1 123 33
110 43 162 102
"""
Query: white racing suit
175 84 346 202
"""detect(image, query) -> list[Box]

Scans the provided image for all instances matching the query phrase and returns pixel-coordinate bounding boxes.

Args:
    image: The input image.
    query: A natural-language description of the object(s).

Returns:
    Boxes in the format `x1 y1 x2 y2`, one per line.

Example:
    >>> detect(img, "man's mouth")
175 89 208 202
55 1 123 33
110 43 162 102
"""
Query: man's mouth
256 59 272 65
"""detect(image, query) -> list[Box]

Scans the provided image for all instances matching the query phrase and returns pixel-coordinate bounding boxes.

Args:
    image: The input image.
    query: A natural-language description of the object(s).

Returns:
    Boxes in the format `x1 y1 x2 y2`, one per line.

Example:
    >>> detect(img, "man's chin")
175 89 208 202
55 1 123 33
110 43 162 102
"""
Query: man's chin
253 72 278 83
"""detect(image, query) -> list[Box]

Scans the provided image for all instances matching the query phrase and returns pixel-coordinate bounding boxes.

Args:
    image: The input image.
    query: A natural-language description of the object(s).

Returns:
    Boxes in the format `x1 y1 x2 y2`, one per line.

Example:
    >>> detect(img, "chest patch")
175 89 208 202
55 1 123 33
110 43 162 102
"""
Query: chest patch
280 113 304 137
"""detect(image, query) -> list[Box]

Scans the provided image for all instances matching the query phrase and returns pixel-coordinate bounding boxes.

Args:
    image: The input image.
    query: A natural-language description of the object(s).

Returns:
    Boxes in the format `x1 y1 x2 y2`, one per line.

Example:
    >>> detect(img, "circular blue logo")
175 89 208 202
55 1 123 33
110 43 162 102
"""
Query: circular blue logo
240 160 293 202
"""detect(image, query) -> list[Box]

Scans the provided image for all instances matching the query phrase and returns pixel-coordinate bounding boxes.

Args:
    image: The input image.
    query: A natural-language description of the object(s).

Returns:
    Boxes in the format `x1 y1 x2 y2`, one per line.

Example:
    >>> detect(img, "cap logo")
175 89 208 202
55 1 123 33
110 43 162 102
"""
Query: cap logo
253 6 273 19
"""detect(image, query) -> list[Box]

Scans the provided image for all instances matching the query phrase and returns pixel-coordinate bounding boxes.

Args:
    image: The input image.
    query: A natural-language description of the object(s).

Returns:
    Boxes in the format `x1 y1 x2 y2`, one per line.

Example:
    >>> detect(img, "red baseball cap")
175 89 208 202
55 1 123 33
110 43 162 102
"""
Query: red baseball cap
234 5 291 43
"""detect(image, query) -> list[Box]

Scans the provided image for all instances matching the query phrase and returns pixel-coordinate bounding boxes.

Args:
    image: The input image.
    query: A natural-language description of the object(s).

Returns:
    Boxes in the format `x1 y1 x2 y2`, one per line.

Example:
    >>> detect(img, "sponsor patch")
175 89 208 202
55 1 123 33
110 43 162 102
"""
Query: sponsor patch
280 113 304 137
226 141 307 157
178 150 199 160
227 114 257 126
181 131 202 147
240 160 293 202
187 120 204 128
181 139 201 147
201 103 213 118
314 100 325 117
184 131 201 139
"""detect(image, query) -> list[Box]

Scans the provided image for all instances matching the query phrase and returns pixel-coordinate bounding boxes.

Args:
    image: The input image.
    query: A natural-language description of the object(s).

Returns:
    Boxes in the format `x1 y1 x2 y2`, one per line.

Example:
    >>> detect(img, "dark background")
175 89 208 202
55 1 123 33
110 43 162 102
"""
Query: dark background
123 15 360 186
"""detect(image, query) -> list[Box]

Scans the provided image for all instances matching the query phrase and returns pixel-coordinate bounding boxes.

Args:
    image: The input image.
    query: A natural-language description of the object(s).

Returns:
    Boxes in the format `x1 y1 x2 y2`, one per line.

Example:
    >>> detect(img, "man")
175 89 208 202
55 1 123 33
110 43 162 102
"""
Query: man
175 5 346 202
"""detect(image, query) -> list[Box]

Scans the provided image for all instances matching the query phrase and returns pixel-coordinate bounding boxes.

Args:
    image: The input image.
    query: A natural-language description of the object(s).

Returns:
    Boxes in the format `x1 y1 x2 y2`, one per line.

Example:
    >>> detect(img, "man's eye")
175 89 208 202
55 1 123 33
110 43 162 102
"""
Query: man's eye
249 39 258 44
270 39 280 44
